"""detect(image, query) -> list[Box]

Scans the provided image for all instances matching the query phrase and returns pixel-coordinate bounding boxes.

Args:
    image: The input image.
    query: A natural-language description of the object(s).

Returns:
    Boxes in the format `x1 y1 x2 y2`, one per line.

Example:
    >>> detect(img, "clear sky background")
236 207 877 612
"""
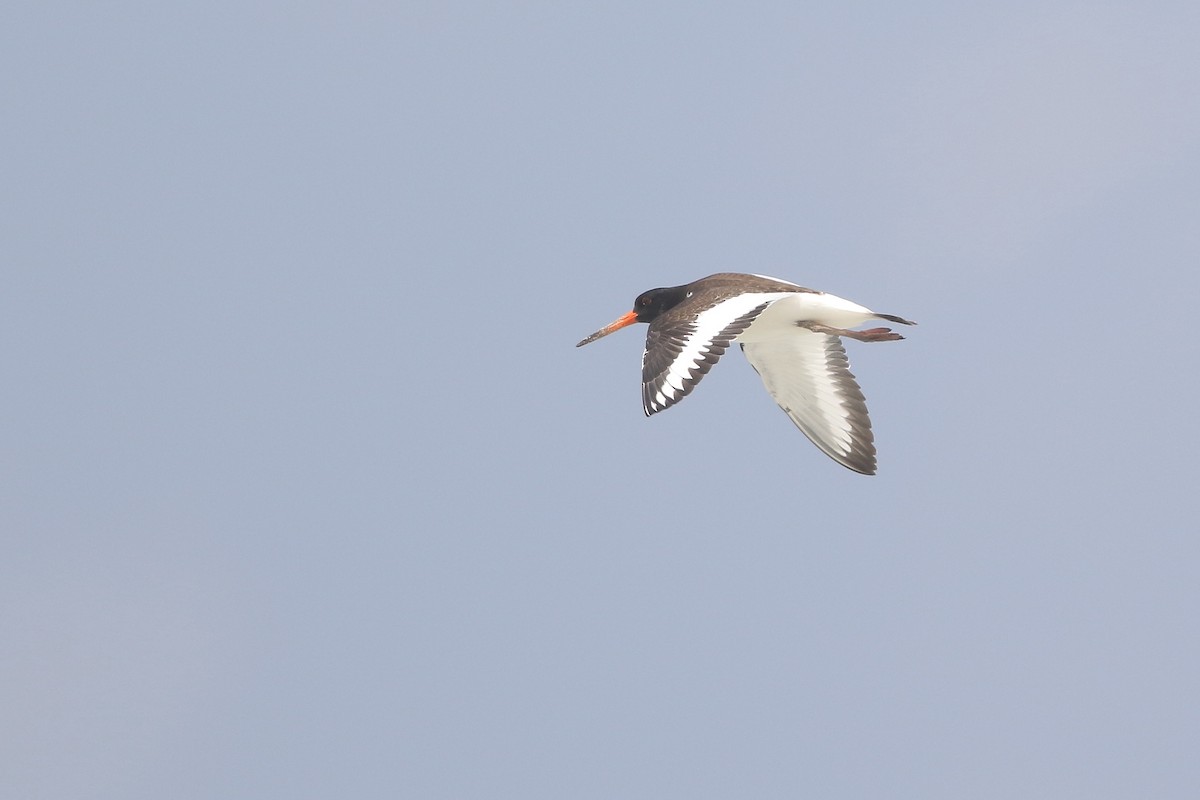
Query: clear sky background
4 3 1199 798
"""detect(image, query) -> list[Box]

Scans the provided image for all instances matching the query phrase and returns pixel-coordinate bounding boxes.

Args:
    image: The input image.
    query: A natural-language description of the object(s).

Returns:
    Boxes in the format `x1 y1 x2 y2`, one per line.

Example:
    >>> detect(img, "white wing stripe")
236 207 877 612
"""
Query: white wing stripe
657 292 794 394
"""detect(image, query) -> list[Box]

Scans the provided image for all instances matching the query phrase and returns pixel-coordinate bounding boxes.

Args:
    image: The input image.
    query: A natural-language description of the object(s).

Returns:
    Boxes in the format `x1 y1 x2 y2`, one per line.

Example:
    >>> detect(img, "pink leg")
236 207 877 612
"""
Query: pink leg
797 322 905 342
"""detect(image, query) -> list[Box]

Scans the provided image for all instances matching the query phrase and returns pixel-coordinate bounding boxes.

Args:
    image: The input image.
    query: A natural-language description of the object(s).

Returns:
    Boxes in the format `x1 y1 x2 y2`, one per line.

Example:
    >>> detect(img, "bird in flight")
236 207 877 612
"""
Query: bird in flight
576 273 915 475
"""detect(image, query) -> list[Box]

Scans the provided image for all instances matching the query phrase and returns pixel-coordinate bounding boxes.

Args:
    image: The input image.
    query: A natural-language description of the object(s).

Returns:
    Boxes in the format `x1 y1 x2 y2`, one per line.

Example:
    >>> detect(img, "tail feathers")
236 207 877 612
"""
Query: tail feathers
877 313 916 326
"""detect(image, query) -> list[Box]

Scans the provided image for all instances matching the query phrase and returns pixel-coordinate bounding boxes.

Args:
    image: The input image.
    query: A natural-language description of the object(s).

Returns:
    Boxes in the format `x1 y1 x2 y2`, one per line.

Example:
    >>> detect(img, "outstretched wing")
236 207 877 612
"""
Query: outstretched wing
641 293 790 416
740 332 878 475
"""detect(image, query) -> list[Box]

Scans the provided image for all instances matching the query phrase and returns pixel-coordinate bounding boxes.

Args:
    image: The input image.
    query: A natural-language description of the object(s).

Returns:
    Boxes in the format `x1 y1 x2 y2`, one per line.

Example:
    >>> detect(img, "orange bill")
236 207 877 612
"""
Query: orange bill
576 310 638 347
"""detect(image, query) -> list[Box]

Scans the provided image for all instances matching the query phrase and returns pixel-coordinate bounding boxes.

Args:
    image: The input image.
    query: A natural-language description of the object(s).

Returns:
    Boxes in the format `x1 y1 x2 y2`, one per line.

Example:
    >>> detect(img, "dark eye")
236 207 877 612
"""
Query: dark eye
639 297 650 306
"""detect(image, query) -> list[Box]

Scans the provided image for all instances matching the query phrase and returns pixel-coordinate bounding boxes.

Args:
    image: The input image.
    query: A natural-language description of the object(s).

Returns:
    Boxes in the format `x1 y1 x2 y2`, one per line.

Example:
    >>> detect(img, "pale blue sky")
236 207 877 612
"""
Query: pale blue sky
4 3 1199 798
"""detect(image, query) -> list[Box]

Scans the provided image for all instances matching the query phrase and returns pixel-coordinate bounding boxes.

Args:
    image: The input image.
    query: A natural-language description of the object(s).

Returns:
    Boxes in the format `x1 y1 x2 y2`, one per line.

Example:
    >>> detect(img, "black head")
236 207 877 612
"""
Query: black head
632 285 689 323
576 284 690 347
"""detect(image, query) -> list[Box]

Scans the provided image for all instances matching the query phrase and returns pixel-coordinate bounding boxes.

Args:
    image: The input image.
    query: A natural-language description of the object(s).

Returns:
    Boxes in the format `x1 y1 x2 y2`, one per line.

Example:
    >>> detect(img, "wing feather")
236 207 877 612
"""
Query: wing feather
740 333 878 474
641 294 793 415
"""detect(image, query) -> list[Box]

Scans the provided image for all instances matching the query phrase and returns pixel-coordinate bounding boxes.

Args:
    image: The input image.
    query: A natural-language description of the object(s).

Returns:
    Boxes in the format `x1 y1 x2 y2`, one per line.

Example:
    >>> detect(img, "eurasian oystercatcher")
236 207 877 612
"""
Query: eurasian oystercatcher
576 273 915 475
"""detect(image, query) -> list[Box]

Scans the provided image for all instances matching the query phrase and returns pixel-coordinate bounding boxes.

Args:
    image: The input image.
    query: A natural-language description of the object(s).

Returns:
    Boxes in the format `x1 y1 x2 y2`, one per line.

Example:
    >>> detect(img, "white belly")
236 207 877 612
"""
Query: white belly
735 292 876 343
